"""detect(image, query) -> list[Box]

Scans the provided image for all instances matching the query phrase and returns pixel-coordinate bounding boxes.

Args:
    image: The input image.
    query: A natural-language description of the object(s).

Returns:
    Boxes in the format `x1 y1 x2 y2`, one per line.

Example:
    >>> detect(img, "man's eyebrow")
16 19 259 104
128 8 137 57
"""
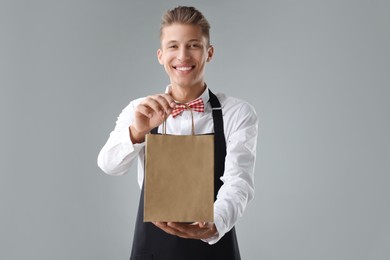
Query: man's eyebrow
165 39 202 45
166 40 178 45
188 39 202 43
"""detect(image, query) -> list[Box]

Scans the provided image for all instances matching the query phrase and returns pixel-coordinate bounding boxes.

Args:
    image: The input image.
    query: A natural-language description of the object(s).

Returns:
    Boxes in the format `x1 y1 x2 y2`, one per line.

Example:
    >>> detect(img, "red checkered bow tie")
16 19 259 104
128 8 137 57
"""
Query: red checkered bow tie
171 97 205 118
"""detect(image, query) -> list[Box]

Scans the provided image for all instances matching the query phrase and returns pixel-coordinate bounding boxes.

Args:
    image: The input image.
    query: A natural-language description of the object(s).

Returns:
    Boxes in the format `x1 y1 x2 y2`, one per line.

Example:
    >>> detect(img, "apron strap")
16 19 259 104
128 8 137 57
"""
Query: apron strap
208 89 224 137
208 89 227 200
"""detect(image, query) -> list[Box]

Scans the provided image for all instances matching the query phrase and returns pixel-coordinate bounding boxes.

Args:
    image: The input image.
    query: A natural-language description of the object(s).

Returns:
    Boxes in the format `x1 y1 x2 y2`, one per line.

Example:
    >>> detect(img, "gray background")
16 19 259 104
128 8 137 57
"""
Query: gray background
1 0 389 259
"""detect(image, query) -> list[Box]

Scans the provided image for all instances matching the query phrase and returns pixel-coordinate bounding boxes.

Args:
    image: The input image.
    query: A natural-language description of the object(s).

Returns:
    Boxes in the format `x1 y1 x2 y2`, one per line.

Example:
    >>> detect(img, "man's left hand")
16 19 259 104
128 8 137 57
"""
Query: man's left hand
153 221 218 240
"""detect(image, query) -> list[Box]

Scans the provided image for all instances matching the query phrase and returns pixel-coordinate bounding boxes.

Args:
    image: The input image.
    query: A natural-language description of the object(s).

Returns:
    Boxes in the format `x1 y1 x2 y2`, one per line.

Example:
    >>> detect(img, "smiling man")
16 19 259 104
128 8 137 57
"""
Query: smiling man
98 6 258 260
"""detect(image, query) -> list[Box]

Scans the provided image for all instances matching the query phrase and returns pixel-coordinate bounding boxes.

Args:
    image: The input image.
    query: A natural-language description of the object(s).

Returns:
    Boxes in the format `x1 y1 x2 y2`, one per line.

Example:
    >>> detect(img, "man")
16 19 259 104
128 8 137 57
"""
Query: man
98 6 258 260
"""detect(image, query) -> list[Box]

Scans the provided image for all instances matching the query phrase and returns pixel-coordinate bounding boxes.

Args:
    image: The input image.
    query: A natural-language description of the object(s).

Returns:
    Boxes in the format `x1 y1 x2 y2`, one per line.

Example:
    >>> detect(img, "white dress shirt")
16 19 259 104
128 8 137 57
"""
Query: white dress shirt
97 86 258 245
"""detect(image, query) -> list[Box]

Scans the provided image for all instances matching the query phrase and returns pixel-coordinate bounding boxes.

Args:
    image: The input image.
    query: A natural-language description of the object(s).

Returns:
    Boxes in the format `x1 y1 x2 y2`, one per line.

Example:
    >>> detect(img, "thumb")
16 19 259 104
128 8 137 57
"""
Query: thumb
167 84 173 95
197 222 213 228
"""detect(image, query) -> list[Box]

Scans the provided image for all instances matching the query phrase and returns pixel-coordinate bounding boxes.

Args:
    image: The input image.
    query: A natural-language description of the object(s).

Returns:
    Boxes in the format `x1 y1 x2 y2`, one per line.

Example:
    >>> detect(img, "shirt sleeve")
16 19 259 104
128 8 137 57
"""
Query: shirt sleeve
97 99 145 176
203 102 258 244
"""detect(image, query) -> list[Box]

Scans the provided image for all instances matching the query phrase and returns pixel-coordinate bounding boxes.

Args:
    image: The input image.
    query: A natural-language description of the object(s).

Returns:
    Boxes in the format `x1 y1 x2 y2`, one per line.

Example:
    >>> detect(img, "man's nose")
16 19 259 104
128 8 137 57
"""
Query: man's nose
178 47 190 61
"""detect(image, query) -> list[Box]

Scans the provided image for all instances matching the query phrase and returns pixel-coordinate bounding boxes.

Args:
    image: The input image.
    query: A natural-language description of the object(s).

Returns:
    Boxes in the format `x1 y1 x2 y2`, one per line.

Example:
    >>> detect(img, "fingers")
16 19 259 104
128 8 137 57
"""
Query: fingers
192 222 209 228
140 94 176 118
153 221 216 240
131 93 177 136
136 104 154 119
153 222 190 239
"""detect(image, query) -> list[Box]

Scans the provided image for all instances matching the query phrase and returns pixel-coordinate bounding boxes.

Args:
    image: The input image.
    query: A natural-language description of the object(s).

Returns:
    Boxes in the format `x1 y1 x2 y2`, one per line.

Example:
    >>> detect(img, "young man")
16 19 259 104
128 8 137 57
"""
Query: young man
98 6 258 260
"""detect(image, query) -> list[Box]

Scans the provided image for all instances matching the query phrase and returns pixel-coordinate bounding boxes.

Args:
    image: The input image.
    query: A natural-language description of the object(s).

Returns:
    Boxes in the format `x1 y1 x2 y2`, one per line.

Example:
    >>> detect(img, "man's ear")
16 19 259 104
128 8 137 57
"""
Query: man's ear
207 45 214 62
157 49 163 65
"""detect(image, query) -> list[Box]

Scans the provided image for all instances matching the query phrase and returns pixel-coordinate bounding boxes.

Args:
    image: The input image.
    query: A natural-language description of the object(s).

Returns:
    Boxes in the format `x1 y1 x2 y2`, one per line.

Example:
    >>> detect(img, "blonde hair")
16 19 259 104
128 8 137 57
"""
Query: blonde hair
160 6 211 46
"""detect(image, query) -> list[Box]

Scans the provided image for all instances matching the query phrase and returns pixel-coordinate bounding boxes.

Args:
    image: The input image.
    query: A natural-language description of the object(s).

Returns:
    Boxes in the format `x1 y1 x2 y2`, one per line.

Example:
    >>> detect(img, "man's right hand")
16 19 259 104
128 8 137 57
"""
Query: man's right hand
129 93 177 143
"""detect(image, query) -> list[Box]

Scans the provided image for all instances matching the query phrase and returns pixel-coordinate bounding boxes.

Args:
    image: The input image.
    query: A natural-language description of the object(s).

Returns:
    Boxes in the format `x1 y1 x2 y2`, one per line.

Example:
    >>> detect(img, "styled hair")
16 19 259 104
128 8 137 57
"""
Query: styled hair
160 6 211 46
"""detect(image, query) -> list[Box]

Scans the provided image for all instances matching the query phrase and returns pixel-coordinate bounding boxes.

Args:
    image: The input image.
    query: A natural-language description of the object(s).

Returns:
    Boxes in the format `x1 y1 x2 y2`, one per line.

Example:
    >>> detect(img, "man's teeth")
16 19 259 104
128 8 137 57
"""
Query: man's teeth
176 66 192 71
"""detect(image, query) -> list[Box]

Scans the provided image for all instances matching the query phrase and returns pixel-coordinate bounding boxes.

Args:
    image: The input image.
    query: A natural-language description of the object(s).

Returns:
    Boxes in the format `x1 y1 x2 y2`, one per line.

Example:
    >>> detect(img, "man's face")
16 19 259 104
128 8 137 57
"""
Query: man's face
157 23 213 89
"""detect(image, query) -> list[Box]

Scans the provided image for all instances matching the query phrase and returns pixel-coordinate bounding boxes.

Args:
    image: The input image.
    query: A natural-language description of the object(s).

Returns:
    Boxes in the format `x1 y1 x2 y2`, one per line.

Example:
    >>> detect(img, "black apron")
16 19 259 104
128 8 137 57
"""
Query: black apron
130 90 240 260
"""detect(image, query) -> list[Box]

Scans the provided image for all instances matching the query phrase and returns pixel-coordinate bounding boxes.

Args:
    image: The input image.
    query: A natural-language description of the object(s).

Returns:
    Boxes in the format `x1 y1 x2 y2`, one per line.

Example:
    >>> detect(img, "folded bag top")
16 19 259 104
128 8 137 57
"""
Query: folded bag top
144 104 214 222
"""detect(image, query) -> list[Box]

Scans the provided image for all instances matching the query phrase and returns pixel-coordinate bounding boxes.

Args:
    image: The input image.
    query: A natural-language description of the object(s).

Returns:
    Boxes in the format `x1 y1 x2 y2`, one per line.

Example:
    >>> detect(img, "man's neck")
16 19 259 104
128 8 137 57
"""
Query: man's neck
170 82 206 103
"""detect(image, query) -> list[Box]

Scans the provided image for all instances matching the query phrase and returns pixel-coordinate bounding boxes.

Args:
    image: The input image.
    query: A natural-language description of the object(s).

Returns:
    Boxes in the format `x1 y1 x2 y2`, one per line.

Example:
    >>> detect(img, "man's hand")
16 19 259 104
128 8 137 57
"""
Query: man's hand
153 221 218 240
130 93 176 143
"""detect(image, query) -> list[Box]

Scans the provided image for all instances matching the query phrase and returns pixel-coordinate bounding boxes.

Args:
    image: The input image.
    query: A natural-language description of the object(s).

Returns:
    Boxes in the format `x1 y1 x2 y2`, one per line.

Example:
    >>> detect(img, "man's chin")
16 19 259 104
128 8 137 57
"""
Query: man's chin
169 80 195 88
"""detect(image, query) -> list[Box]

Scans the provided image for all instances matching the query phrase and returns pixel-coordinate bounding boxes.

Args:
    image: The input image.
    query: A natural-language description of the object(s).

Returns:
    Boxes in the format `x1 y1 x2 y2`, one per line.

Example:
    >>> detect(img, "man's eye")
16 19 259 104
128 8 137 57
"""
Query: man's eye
168 45 177 49
191 44 200 48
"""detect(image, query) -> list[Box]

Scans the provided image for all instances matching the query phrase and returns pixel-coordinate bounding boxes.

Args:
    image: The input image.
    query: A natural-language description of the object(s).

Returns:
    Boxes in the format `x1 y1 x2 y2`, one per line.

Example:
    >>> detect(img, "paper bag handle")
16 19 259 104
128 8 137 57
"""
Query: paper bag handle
162 103 195 135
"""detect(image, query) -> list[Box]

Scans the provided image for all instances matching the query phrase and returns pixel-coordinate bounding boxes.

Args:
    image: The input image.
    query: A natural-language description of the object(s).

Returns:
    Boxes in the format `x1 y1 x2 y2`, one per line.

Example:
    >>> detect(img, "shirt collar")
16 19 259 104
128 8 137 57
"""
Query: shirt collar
165 84 210 105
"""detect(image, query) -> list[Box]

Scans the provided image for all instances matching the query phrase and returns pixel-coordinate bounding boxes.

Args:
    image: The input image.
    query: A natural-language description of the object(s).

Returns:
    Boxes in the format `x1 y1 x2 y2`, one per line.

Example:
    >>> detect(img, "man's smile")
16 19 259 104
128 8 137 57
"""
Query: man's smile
173 65 195 72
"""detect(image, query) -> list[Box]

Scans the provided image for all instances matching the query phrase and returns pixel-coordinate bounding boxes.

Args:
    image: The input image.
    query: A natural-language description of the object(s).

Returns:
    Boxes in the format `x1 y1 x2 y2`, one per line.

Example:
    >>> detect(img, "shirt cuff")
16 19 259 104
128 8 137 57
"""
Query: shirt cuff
201 213 227 245
118 127 144 153
98 127 145 176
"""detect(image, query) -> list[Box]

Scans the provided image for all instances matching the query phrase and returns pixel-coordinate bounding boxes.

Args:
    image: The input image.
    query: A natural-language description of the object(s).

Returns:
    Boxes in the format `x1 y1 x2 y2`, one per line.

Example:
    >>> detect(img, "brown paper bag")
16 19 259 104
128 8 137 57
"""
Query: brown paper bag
144 108 214 222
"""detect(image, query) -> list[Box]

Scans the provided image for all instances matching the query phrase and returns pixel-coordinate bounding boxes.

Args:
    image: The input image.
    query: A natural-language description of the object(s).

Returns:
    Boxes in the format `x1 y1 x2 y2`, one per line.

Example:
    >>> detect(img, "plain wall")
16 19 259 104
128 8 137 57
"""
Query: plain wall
1 0 389 259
